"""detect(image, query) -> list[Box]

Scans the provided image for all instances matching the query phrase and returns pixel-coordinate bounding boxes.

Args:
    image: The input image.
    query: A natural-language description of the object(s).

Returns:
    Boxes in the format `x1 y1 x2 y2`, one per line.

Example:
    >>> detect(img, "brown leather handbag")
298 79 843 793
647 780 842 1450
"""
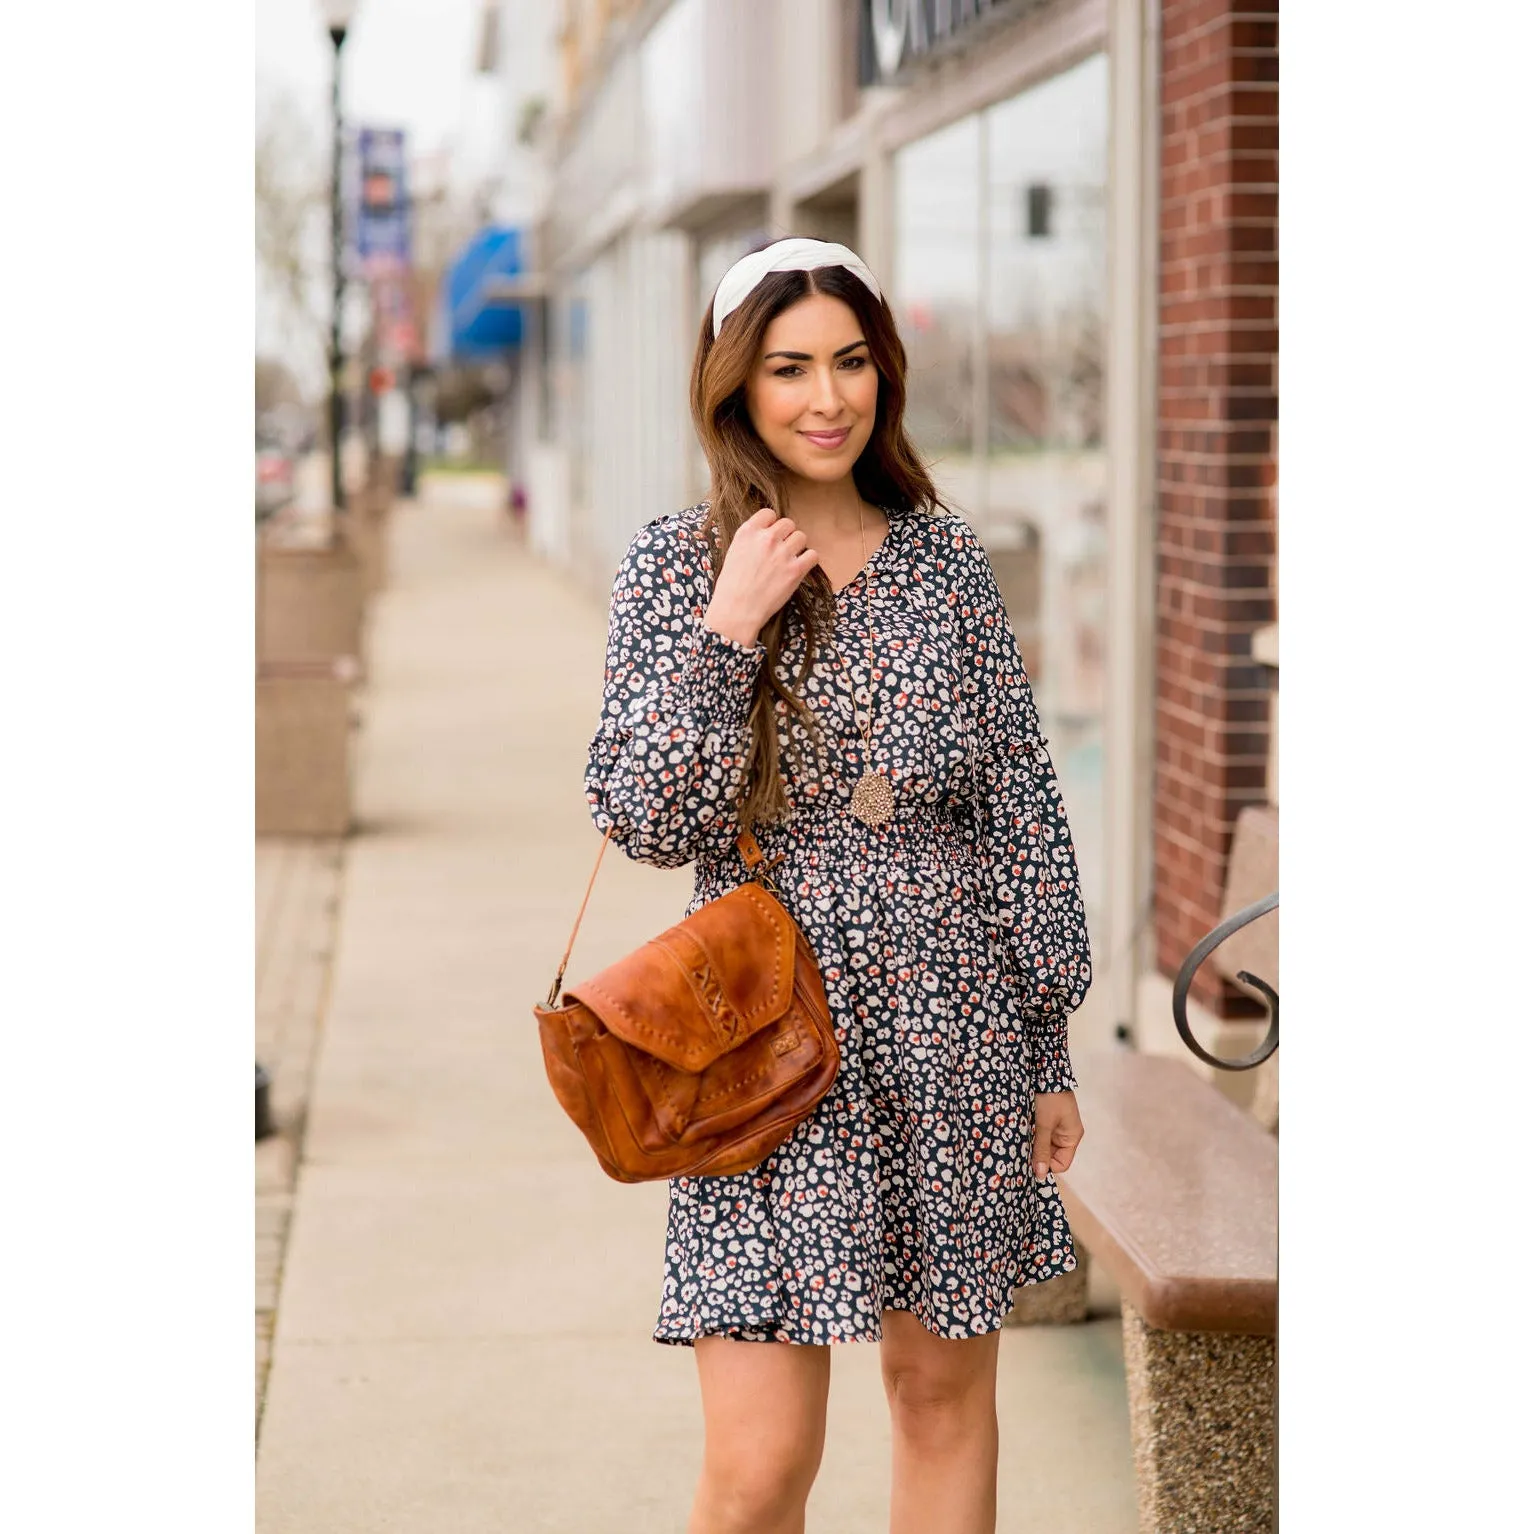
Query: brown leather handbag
533 824 840 1183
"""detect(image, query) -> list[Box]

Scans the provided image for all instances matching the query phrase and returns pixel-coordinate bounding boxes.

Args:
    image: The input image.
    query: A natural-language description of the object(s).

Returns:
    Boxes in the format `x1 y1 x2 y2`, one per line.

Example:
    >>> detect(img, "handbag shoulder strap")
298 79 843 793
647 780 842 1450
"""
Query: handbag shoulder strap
543 822 780 1007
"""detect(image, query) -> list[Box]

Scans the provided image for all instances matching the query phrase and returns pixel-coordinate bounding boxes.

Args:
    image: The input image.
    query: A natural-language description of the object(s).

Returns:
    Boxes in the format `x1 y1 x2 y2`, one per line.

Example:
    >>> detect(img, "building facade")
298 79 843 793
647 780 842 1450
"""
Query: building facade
508 0 1278 1089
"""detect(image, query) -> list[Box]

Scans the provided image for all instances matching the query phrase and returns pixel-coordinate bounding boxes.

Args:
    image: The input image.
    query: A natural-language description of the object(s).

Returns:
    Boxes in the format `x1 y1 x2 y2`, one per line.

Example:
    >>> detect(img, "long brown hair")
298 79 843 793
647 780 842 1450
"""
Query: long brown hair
690 243 944 829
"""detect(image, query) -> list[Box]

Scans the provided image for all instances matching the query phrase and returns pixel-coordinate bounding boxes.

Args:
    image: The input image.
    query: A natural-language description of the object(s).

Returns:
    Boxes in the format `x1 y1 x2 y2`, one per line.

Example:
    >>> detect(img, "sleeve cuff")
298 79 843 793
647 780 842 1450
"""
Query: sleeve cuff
1027 1013 1079 1095
677 622 765 716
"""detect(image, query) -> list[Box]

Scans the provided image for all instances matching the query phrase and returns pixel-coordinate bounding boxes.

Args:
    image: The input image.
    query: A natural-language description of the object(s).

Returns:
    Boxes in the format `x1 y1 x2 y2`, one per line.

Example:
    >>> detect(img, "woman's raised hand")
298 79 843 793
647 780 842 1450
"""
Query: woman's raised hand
703 506 820 647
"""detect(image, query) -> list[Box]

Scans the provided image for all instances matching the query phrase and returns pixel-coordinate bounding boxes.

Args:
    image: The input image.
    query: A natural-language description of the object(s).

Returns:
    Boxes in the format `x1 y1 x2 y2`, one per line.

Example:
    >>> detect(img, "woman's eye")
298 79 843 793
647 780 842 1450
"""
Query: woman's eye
771 358 866 378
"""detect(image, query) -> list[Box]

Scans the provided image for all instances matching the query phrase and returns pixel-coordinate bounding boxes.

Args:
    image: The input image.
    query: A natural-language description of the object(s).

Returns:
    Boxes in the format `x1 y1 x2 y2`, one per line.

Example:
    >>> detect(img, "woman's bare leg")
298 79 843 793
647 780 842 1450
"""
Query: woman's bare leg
686 1335 831 1534
880 1308 1001 1534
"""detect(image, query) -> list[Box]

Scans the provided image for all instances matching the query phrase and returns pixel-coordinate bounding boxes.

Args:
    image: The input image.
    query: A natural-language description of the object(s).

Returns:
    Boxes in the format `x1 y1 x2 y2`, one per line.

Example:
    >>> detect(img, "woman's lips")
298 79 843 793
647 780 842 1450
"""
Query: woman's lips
801 428 851 449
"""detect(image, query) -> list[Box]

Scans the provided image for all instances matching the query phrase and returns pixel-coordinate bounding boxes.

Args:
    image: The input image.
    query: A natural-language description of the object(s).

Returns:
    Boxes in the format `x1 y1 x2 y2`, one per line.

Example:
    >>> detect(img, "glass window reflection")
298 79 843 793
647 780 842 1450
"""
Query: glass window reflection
893 113 981 507
892 51 1109 950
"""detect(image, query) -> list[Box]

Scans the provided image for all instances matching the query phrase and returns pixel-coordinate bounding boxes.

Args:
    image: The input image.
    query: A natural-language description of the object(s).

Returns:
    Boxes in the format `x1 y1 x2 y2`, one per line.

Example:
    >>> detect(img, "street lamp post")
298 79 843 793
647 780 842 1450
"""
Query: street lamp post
255 3 360 1143
319 2 359 520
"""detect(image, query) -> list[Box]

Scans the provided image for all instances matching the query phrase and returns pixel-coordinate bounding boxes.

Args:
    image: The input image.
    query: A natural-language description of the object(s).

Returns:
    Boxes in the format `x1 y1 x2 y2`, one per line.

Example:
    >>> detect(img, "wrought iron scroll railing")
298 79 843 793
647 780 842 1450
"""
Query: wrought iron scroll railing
1171 893 1279 1071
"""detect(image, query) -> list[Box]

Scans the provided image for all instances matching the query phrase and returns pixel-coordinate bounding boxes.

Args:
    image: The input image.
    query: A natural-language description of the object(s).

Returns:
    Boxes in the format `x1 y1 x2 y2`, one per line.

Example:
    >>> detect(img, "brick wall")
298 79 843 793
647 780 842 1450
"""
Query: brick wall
1153 0 1278 1009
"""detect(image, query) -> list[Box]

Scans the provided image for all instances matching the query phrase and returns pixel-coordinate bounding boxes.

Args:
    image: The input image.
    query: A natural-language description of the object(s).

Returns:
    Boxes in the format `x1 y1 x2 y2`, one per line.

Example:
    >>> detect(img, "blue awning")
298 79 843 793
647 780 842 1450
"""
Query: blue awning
436 226 524 362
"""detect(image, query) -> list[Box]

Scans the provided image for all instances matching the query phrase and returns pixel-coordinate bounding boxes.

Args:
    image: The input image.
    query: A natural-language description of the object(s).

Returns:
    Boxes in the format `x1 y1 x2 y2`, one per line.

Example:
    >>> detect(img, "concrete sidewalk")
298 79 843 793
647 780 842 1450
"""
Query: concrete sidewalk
256 835 346 1434
255 482 1137 1532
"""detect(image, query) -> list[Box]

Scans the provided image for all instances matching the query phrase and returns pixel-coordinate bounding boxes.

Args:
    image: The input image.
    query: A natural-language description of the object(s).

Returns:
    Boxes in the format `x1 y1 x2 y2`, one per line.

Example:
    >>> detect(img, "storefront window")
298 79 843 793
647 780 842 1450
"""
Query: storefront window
693 224 770 497
893 51 1109 943
892 113 981 505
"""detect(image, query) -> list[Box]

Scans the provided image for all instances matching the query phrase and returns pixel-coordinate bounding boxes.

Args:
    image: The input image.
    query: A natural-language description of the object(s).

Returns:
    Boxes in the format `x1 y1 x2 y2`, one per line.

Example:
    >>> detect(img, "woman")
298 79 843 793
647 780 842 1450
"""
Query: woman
584 236 1092 1534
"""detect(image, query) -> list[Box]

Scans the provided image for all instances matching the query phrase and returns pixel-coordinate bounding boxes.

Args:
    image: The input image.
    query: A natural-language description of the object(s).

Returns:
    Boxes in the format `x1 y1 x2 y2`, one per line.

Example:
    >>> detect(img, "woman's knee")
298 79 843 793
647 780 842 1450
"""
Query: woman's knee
880 1317 999 1450
887 1374 998 1459
700 1429 824 1527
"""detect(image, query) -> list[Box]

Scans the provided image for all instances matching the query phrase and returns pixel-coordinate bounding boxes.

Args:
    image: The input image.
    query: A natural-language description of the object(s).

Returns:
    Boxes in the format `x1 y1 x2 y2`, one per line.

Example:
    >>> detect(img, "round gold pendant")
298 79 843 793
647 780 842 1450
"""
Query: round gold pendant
851 769 895 826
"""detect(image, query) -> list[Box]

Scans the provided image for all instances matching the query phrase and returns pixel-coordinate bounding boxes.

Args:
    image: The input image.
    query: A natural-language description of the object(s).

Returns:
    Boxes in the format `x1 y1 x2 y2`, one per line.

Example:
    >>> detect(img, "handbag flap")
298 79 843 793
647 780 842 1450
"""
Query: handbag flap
567 881 797 1073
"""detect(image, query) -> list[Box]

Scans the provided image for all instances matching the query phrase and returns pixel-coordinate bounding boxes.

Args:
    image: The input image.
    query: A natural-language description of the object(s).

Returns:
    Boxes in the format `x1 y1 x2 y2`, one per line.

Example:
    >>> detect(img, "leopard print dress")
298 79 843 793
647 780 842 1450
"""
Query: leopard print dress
584 499 1092 1346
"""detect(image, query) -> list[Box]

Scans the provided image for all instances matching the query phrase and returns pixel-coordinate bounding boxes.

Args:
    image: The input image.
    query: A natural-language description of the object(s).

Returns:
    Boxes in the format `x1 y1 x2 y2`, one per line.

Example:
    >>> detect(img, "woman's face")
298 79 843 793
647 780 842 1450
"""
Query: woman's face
744 292 880 487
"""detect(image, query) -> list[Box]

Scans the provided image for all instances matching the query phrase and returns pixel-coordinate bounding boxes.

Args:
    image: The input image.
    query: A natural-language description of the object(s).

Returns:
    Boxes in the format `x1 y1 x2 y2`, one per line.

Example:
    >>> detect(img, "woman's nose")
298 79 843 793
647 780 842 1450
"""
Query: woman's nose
811 366 842 416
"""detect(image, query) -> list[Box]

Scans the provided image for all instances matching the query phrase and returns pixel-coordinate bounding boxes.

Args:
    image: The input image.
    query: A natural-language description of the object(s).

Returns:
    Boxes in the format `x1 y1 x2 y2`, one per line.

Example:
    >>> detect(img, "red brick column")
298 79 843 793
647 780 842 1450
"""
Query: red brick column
1152 1 1278 1009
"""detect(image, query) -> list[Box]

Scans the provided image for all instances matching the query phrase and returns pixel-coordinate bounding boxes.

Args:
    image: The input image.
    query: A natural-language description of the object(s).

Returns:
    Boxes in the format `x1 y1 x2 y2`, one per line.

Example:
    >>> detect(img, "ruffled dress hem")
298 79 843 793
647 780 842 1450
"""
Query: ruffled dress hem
652 1216 1078 1348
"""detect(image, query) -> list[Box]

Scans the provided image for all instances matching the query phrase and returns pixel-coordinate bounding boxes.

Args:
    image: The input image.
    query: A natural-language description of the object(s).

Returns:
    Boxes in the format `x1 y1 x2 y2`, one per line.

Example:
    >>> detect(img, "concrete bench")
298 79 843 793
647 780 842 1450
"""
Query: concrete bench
1058 1050 1277 1533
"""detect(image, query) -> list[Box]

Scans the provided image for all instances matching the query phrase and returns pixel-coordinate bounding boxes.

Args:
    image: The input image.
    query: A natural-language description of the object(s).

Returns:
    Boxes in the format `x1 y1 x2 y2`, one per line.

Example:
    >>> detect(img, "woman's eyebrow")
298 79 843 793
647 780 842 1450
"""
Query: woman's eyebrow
762 338 870 362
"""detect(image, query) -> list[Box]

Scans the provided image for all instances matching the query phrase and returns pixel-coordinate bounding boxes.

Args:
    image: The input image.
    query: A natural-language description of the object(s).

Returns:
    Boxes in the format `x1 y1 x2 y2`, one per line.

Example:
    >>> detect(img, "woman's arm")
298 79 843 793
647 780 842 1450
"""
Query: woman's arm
583 516 765 869
946 515 1093 1094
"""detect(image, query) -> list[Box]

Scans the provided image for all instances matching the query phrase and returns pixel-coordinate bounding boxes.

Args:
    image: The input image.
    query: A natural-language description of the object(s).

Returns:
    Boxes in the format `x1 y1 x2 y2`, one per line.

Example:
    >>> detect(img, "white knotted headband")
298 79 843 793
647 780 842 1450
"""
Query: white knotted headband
711 237 883 339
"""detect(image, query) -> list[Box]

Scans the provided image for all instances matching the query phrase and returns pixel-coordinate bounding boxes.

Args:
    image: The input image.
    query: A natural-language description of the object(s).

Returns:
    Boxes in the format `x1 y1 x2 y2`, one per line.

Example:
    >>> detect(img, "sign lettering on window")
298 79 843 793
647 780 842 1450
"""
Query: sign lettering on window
860 0 1041 87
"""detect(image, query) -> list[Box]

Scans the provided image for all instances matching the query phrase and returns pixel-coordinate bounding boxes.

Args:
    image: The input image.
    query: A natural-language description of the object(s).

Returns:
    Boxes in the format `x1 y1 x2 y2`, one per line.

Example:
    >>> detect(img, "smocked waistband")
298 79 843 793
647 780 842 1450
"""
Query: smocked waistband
731 793 972 859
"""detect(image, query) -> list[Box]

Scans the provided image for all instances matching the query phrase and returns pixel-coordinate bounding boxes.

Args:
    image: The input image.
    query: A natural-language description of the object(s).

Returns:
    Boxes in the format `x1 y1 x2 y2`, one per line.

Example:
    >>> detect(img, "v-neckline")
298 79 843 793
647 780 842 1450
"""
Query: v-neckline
830 510 898 599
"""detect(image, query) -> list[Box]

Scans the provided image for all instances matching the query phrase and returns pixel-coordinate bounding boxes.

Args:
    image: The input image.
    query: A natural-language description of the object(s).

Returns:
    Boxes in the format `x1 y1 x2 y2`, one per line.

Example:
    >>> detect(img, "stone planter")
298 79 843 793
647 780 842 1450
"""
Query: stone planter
343 488 391 595
256 538 367 672
255 658 359 836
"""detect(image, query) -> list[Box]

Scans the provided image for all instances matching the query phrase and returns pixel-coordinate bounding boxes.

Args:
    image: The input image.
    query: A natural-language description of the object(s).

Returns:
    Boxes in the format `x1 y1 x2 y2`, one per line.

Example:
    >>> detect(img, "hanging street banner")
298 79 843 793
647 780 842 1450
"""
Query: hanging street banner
352 126 411 279
370 268 421 369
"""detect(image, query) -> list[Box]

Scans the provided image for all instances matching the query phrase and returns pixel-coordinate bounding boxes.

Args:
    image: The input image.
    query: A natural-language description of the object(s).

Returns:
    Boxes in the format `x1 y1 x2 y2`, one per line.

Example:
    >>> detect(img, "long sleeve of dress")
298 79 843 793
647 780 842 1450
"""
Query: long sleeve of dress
948 516 1092 1094
584 516 766 870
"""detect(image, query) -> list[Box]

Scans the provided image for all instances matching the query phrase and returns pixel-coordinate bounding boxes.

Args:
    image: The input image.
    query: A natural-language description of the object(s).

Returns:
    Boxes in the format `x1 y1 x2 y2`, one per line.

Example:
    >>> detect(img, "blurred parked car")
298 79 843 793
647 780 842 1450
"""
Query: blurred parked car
255 439 295 521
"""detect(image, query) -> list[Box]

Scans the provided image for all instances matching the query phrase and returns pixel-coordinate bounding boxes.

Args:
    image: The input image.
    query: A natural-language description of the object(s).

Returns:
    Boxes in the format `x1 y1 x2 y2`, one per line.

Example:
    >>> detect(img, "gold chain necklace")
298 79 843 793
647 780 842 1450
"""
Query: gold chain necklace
832 503 895 827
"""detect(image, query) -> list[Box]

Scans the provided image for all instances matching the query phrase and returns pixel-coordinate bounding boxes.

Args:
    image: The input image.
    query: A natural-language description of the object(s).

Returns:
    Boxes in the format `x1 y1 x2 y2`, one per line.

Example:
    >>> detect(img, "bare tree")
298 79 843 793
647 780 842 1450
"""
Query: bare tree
256 355 305 415
255 86 328 400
